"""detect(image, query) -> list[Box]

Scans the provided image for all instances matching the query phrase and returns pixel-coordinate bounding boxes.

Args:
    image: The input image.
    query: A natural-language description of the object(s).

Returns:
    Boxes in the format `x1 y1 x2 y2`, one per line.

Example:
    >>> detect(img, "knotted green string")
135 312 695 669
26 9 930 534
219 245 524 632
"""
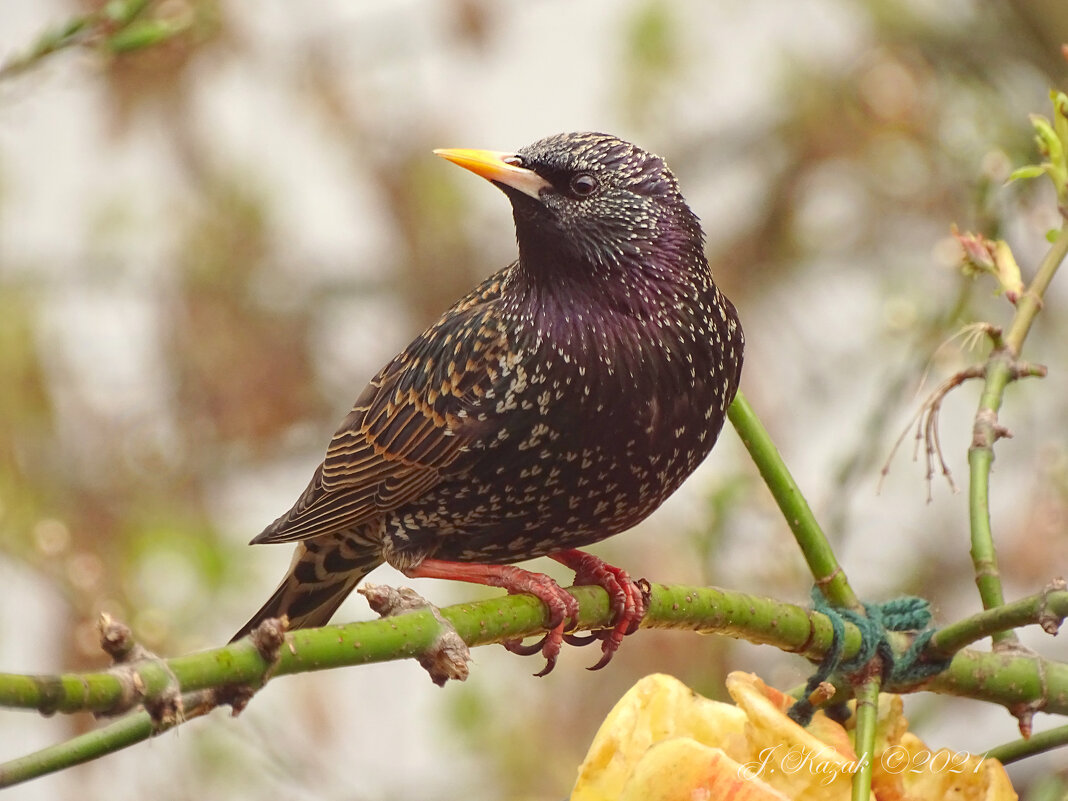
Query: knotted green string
788 589 952 726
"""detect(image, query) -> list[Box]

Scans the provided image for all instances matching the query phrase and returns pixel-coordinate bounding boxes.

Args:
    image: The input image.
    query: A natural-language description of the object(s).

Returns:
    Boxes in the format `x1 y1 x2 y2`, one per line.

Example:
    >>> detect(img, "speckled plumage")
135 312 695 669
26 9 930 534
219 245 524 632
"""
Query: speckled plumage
234 133 744 664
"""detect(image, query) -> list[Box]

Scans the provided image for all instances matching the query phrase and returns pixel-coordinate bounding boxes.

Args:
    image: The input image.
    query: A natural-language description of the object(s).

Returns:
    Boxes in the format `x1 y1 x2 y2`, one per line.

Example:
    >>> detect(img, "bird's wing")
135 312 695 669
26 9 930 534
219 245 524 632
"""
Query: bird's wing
253 287 514 544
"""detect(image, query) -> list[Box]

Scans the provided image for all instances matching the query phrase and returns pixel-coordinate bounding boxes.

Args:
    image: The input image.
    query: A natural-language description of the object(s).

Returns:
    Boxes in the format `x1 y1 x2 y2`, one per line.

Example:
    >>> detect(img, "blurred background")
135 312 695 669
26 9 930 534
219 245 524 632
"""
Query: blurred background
2 1 1068 799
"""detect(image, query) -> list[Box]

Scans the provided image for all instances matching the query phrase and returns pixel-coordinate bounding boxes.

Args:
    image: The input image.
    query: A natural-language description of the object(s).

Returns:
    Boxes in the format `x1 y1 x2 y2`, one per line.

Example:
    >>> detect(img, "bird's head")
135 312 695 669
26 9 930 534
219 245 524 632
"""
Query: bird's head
436 132 706 287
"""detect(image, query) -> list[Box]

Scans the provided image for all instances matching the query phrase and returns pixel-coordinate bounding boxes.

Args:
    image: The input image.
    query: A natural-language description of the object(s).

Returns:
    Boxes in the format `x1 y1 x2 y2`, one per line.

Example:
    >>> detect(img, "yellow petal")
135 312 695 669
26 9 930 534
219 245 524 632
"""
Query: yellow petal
620 738 791 801
571 674 746 801
872 732 1017 801
727 672 864 799
572 672 1018 801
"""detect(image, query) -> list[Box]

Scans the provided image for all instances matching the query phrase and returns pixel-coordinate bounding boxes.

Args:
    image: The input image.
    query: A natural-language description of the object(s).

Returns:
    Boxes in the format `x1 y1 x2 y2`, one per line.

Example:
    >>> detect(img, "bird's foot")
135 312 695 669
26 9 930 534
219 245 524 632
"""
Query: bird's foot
402 553 648 675
492 569 582 676
550 549 649 670
402 559 579 676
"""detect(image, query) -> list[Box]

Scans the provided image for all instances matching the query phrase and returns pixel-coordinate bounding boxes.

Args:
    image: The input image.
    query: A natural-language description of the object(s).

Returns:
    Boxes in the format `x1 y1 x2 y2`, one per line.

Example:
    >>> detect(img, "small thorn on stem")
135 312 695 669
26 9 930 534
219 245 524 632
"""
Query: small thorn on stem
1011 704 1036 739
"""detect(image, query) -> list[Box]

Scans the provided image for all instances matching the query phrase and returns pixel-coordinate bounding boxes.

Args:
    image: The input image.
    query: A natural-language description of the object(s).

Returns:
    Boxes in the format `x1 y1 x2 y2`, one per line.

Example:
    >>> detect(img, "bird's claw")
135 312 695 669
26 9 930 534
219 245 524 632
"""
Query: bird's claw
498 550 649 674
498 570 580 676
563 631 601 647
551 550 648 671
502 635 548 657
503 634 564 677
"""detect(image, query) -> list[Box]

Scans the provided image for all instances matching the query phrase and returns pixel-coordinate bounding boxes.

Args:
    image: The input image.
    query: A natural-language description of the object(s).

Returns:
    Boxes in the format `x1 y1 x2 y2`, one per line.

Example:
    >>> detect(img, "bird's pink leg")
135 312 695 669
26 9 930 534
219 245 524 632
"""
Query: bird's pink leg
402 551 648 675
402 559 579 676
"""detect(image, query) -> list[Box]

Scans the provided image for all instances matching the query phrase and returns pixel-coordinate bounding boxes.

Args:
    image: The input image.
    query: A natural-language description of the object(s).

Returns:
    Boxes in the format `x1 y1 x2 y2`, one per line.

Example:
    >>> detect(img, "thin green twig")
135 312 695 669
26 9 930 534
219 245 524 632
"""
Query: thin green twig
0 690 214 788
728 391 860 610
850 674 881 801
967 221 1068 642
984 723 1068 765
926 587 1067 660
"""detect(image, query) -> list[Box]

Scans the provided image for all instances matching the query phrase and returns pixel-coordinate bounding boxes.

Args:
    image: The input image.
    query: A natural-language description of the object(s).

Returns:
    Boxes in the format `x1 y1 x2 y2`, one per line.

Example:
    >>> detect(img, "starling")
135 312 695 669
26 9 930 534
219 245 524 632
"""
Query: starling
233 132 744 674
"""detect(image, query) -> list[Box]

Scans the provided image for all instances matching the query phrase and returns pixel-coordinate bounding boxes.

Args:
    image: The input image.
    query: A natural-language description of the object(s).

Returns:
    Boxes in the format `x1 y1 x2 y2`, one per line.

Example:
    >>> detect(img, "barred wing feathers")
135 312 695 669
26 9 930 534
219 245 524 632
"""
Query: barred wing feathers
252 278 512 545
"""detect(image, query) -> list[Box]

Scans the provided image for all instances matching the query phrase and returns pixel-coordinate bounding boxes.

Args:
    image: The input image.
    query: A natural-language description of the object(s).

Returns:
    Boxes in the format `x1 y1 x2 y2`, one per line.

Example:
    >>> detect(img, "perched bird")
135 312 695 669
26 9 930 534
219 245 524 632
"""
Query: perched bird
233 132 744 674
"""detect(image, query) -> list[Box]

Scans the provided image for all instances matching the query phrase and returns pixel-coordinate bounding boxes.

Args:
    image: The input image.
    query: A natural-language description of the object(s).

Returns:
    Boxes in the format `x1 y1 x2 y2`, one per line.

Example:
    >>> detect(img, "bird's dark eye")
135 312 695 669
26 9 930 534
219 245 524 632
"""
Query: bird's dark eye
569 173 598 198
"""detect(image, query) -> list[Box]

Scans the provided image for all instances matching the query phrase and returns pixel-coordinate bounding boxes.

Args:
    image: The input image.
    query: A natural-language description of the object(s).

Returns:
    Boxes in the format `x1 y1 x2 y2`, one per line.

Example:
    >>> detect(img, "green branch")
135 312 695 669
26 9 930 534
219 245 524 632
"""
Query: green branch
1003 222 1068 353
964 91 1068 639
967 221 1068 640
2 583 1067 788
984 724 1068 765
0 584 839 718
727 392 860 611
0 690 215 788
926 586 1068 659
850 673 881 801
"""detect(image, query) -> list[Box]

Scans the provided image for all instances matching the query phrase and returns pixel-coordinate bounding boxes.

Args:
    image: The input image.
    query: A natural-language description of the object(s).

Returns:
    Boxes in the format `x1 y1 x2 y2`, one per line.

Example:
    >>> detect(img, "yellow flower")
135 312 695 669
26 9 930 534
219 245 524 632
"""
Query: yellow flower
570 672 1016 801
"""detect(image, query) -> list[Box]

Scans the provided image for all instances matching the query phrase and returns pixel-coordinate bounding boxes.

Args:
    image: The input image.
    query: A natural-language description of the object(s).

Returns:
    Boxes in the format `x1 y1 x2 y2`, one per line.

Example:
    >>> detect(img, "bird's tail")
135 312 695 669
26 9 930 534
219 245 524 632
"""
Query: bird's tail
231 535 384 642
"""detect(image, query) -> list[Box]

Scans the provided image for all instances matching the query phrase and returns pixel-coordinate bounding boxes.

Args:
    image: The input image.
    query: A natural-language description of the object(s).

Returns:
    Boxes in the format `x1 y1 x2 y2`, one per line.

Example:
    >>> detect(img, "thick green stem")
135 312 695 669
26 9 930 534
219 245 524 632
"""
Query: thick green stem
3 585 1065 718
727 392 860 611
0 584 847 718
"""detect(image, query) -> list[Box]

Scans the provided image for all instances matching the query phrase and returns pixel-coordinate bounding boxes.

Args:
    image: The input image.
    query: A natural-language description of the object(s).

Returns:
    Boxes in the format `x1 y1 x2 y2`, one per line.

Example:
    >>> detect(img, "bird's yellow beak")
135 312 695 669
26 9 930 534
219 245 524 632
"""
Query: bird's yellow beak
434 148 551 201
